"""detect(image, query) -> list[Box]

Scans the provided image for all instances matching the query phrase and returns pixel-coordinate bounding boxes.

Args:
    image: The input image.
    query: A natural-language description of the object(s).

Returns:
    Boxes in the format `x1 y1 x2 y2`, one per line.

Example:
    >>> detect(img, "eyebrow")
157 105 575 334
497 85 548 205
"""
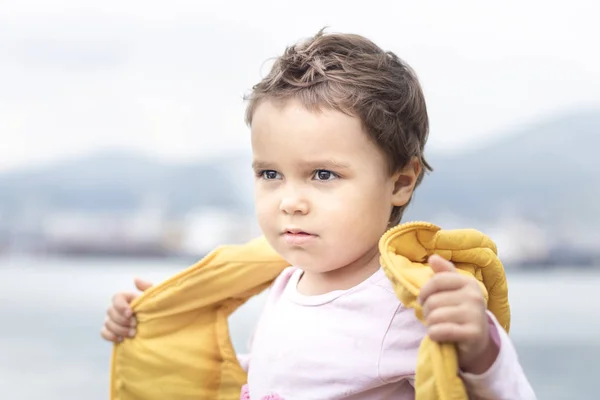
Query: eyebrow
251 161 275 170
251 160 351 170
301 160 351 170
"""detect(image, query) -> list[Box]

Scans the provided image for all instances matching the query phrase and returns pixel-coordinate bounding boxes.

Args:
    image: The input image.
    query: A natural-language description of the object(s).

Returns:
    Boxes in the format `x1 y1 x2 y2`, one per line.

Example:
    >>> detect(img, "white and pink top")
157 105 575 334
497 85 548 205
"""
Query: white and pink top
237 267 536 400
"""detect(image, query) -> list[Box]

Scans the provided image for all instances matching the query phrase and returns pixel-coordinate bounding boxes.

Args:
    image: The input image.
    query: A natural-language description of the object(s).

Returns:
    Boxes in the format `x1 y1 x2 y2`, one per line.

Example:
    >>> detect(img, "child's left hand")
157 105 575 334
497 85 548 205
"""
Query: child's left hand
418 254 499 374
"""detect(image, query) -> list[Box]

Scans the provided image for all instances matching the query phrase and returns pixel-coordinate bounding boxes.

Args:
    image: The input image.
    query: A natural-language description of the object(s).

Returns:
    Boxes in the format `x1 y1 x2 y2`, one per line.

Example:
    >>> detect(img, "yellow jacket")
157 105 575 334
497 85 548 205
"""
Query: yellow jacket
110 221 510 400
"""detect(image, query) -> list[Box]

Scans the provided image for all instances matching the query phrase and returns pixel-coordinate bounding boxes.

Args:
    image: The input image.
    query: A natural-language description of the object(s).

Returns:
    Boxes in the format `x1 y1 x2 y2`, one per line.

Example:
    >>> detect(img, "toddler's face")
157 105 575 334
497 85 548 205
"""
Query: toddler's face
251 98 409 274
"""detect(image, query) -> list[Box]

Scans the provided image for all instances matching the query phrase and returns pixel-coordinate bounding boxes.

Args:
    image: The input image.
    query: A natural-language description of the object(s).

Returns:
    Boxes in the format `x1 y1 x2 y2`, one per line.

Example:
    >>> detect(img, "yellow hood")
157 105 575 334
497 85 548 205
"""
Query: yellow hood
110 221 510 400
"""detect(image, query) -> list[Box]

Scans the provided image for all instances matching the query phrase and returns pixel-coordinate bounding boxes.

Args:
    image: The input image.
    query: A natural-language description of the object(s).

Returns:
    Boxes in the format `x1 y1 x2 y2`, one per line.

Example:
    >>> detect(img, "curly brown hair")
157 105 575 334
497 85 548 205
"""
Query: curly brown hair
244 28 432 225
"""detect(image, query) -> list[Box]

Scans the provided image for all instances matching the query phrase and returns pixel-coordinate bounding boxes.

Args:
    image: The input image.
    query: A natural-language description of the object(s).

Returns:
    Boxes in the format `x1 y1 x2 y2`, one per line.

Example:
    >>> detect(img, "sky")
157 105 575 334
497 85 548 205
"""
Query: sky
0 0 598 172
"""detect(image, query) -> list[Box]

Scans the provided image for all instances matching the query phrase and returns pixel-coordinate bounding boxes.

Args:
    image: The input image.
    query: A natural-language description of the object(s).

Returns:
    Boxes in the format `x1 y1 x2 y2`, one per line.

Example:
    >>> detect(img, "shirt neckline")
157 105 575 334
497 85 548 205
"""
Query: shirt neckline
284 267 385 306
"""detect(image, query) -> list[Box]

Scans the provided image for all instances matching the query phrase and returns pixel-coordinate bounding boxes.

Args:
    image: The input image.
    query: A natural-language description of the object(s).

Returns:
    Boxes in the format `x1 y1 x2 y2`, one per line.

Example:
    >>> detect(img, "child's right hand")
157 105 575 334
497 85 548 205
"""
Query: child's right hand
100 278 153 342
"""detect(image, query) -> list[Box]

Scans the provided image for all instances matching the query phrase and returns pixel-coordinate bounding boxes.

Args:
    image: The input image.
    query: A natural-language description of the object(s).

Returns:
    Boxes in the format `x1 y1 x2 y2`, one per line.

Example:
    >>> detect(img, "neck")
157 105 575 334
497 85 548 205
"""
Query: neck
296 244 381 296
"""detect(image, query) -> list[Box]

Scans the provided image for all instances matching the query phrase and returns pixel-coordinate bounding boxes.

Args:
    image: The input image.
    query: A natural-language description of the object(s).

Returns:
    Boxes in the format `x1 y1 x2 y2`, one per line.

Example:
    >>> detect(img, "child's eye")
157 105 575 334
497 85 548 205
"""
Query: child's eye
313 170 338 181
258 170 281 180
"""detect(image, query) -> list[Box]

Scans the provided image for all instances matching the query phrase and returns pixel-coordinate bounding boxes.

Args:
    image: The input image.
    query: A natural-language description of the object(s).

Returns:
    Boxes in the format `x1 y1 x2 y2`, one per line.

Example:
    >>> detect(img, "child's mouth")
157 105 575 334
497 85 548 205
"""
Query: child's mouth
282 230 317 245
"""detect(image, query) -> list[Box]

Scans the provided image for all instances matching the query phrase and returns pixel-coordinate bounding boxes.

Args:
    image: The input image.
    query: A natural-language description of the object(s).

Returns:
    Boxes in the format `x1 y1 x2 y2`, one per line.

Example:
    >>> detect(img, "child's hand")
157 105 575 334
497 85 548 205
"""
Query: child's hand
418 255 499 374
100 278 153 342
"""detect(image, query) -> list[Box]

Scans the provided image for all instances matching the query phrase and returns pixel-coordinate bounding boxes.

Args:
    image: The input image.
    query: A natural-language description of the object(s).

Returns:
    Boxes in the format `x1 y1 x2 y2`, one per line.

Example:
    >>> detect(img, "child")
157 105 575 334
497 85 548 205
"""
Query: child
101 29 536 399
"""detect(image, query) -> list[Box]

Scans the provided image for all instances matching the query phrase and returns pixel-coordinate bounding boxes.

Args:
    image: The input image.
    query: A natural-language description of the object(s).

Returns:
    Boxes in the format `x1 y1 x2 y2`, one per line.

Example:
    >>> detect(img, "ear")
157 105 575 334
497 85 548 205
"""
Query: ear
390 157 421 207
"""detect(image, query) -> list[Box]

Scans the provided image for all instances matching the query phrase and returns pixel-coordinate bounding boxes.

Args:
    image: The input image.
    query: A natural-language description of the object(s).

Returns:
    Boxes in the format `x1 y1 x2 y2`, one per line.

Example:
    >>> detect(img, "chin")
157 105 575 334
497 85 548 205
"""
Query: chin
284 254 342 273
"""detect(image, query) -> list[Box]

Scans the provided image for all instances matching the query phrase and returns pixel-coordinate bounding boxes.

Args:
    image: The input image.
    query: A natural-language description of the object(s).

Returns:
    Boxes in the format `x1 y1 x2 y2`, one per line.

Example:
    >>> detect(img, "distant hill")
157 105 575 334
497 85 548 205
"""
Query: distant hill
0 151 254 221
1 109 598 233
404 109 600 229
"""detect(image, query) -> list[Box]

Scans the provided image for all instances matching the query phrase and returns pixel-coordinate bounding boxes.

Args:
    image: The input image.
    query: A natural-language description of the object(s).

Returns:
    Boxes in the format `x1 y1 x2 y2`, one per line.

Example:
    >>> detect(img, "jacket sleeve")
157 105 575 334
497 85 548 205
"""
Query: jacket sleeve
459 311 537 399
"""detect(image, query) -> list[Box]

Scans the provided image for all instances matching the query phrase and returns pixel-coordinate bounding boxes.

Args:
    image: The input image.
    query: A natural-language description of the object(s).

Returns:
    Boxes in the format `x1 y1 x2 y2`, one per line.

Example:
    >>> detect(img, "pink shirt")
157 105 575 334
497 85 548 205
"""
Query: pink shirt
238 267 536 400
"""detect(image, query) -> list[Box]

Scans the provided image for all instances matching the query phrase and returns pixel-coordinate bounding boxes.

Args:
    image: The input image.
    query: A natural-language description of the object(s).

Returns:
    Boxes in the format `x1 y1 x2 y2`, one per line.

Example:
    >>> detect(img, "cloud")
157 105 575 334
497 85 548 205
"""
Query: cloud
0 0 598 171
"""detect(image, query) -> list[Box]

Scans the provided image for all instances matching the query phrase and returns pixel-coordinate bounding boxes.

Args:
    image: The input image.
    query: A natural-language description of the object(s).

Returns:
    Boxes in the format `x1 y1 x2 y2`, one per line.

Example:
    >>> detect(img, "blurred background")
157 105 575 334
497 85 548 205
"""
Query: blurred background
1 0 599 399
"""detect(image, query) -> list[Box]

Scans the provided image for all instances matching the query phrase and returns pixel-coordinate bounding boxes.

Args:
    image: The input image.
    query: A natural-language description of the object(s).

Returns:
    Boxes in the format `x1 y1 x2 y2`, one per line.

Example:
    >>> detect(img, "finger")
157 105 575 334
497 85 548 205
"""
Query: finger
100 326 122 343
418 273 467 305
134 278 153 292
422 290 466 318
105 317 136 338
425 305 472 327
112 292 138 317
428 254 457 274
428 322 482 344
107 306 136 328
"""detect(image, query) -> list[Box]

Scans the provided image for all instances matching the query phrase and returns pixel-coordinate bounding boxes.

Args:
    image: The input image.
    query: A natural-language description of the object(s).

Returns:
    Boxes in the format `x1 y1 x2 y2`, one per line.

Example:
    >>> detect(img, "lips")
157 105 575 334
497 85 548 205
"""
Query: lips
281 228 317 245
284 229 312 235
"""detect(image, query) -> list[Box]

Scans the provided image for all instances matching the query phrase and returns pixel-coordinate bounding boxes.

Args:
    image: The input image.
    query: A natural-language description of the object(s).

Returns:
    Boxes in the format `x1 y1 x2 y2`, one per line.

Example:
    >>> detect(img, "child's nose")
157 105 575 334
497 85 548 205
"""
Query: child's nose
279 195 309 215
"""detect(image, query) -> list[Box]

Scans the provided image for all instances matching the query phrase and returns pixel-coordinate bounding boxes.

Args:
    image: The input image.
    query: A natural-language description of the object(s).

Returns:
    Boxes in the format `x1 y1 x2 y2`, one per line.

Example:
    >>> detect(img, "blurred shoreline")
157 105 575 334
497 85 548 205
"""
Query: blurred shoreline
2 110 599 271
2 246 598 271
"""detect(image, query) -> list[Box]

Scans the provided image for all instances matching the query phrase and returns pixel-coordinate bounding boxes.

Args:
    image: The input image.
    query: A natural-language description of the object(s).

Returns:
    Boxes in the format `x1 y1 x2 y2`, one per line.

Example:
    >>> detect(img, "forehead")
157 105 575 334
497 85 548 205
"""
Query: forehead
250 98 384 167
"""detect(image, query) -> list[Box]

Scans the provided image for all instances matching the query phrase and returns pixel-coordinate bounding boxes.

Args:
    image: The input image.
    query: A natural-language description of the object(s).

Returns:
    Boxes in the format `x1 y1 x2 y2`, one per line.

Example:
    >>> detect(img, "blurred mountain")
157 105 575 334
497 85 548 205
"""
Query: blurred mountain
404 109 600 229
1 108 598 233
0 150 254 220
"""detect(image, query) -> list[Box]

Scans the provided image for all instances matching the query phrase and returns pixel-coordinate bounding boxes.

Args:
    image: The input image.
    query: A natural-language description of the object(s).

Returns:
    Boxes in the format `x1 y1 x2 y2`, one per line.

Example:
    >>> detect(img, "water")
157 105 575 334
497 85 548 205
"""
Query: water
0 256 599 399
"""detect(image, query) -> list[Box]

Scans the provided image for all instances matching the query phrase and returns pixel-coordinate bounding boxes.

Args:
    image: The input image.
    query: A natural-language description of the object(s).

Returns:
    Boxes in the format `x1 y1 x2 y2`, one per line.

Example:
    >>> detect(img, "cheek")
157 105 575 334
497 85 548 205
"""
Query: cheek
254 188 277 228
340 202 390 238
327 183 392 227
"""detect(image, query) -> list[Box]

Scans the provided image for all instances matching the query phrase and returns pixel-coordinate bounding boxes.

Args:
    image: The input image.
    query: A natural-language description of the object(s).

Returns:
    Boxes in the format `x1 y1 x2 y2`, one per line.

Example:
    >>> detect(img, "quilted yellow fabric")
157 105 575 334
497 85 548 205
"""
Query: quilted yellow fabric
379 221 510 400
110 221 510 400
